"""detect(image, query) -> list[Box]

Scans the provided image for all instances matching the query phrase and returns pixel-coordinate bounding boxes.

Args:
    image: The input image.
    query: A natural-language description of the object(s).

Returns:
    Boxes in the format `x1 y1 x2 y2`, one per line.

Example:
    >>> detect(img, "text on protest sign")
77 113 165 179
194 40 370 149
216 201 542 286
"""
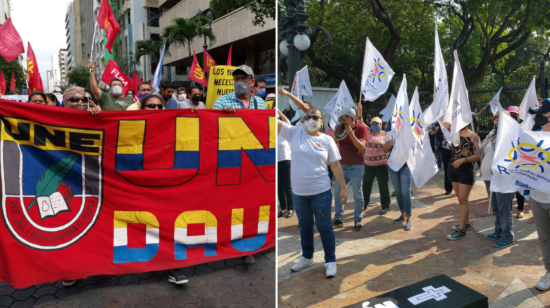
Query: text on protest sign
206 65 238 109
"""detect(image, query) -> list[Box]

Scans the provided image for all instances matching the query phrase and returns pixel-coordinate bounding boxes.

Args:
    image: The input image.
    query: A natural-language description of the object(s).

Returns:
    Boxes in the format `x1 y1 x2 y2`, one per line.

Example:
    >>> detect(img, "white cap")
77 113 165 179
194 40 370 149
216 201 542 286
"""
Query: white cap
343 108 357 118
371 117 382 124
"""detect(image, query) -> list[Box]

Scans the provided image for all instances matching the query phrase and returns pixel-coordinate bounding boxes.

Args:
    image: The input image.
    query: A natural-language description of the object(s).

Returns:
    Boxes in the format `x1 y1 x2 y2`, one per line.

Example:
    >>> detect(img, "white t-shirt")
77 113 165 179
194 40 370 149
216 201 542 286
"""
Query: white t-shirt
295 120 306 130
278 120 291 162
480 142 493 181
279 123 341 196
178 99 206 109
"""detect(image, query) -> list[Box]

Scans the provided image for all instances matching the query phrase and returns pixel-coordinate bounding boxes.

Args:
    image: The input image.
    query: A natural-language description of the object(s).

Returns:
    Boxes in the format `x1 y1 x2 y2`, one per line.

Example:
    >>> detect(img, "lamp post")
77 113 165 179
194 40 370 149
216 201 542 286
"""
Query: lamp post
197 9 214 51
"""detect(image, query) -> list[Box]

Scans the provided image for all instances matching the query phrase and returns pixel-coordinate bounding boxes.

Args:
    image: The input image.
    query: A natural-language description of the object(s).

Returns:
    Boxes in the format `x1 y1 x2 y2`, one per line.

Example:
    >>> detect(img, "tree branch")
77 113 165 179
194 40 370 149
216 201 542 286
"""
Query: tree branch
369 0 400 63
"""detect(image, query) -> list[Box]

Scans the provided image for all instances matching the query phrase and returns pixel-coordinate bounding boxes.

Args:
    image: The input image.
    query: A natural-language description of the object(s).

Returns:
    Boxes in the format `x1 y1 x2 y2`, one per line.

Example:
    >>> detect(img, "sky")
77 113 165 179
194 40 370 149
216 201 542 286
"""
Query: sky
11 0 70 93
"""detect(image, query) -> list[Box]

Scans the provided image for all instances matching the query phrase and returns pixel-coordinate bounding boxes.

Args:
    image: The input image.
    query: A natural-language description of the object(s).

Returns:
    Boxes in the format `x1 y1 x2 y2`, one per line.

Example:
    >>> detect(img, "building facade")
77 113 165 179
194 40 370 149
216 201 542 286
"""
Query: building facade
65 2 77 71
46 70 53 94
59 49 69 86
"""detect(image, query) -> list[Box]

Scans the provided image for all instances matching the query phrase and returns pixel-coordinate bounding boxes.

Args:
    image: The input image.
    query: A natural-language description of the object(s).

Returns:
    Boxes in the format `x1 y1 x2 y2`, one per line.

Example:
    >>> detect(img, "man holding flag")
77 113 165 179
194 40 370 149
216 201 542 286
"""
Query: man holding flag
88 62 134 111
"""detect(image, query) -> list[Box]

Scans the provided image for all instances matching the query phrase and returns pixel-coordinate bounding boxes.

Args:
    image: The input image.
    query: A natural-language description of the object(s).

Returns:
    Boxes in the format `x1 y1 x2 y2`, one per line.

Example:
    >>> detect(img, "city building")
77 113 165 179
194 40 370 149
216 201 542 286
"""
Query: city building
0 0 12 24
159 0 276 90
46 70 53 94
65 2 77 71
59 49 69 86
51 53 61 88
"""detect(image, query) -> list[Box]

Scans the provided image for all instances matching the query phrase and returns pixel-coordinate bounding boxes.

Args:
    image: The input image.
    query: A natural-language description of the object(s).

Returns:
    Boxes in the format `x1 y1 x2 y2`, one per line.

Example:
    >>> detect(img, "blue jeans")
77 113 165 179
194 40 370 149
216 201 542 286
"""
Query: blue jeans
389 164 412 217
293 190 336 263
484 181 515 244
334 164 365 223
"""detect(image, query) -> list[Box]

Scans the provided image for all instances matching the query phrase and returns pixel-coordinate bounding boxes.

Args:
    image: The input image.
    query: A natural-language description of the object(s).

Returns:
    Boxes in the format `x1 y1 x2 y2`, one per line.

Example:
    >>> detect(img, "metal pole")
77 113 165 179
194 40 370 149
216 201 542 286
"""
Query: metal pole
286 43 301 90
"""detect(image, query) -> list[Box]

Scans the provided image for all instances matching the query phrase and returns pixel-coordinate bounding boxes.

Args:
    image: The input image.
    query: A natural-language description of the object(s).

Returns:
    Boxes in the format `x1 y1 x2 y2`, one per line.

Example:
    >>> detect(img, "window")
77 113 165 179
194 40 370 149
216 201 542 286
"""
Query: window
147 8 160 27
175 67 187 75
151 34 161 43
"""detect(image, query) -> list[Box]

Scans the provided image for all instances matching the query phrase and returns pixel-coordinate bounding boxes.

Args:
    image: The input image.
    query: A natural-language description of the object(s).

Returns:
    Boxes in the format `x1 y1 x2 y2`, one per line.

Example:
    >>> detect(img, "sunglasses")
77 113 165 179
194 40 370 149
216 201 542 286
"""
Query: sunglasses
145 104 164 109
306 115 321 121
68 97 90 103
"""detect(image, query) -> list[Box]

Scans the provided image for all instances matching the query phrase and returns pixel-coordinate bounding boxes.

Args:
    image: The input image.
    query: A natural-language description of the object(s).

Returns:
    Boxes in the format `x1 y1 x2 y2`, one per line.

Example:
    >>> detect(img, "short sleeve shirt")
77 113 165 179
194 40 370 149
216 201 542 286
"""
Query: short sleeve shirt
279 123 341 196
99 93 133 110
178 99 206 109
213 92 267 110
338 123 367 165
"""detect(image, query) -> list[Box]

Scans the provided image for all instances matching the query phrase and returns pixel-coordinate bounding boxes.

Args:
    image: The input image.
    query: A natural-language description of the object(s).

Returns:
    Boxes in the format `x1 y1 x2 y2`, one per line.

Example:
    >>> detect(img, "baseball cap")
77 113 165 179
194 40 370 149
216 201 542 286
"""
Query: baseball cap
342 108 357 118
371 117 382 124
529 98 550 115
507 106 520 115
265 93 275 101
232 65 254 78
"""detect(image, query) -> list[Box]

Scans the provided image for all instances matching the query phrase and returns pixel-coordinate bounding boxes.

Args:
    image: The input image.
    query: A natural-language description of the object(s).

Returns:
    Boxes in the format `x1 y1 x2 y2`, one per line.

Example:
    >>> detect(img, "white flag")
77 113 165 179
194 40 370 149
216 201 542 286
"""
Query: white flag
491 112 550 193
361 38 395 102
489 87 504 115
424 26 449 126
439 119 451 142
380 95 396 122
445 50 472 145
407 87 438 188
519 76 538 130
288 66 313 121
324 80 354 129
388 75 415 172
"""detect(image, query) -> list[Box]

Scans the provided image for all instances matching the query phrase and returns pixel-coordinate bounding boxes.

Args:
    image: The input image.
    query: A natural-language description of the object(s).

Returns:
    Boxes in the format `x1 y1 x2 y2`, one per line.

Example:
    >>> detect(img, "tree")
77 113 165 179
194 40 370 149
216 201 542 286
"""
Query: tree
67 66 90 88
210 0 275 26
0 57 25 93
161 17 215 64
135 39 163 66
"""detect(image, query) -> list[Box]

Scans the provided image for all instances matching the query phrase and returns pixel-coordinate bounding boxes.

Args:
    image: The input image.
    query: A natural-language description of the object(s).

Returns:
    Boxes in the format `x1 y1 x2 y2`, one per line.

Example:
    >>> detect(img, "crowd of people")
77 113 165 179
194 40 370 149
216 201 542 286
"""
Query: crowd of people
4 63 276 287
277 88 550 292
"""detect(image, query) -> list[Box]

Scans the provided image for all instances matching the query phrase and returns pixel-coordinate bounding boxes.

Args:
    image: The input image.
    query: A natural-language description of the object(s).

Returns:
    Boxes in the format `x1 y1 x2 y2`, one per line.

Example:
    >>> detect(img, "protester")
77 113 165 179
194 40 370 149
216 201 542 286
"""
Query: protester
478 110 515 248
62 86 101 115
88 61 134 110
214 65 267 112
253 78 267 99
176 87 187 104
154 80 178 109
9 89 21 95
178 86 205 111
139 94 165 110
28 91 47 105
127 82 153 110
126 89 136 101
436 120 453 195
265 93 276 109
525 99 550 290
44 93 59 106
361 116 391 215
446 124 480 240
277 108 293 218
277 106 347 278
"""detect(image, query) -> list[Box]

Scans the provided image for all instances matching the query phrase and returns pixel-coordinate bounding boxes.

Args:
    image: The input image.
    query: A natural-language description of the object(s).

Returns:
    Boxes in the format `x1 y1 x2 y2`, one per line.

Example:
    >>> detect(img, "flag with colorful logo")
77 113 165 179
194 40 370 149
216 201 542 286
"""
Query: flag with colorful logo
360 38 395 102
489 87 504 115
323 80 354 129
490 112 550 193
203 49 217 73
289 66 313 121
519 76 538 130
388 74 415 172
445 50 472 145
97 0 120 54
379 95 396 122
26 43 44 93
190 51 208 87
101 60 134 97
424 26 449 126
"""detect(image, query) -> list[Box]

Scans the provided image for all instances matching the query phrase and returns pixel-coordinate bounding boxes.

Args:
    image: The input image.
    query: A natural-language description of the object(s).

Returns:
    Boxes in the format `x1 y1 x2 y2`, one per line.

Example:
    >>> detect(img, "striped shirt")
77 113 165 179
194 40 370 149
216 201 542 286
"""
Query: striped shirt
213 92 267 110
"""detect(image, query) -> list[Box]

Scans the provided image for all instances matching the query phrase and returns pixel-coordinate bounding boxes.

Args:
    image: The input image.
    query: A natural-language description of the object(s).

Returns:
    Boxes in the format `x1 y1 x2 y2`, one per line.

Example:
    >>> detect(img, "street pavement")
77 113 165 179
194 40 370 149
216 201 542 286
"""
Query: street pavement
0 249 275 308
278 171 549 308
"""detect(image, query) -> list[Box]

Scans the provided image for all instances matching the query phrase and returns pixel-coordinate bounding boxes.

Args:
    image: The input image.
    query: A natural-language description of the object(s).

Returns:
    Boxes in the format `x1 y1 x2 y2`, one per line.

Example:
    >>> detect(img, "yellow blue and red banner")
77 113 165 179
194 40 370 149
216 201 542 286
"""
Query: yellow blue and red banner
0 99 275 288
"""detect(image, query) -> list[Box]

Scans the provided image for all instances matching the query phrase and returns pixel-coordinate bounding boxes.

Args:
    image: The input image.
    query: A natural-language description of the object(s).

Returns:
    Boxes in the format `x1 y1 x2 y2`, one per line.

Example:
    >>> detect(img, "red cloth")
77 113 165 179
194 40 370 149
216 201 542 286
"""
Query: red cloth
0 18 24 63
338 122 367 165
9 72 15 93
203 48 217 73
0 71 5 95
190 51 208 87
0 100 275 288
227 45 233 66
102 60 134 96
132 71 143 102
26 43 44 93
97 0 120 54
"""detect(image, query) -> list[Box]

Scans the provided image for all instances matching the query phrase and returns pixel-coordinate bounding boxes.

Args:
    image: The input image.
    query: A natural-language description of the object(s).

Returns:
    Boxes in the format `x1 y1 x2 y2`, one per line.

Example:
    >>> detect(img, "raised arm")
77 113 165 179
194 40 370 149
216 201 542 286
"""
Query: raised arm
87 61 103 101
278 108 290 123
278 88 309 113
474 105 488 118
277 119 285 134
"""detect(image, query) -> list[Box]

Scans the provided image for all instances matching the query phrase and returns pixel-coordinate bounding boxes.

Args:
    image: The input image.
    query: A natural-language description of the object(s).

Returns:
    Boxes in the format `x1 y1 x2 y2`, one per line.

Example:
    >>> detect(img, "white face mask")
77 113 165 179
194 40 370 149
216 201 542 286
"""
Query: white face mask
178 94 187 101
112 85 123 96
305 119 321 132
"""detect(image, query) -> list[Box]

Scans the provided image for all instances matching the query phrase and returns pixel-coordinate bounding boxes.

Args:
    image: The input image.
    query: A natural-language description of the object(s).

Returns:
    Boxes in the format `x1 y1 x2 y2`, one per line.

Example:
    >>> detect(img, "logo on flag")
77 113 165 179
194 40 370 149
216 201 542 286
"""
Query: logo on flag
505 139 550 172
410 110 424 144
393 106 404 128
368 58 387 83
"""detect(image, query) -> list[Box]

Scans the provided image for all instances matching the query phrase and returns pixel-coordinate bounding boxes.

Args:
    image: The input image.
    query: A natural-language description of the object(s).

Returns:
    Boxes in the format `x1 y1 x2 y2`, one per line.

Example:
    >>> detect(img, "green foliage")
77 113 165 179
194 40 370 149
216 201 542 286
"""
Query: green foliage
67 66 90 88
0 56 25 93
162 17 216 60
211 0 275 26
135 39 163 65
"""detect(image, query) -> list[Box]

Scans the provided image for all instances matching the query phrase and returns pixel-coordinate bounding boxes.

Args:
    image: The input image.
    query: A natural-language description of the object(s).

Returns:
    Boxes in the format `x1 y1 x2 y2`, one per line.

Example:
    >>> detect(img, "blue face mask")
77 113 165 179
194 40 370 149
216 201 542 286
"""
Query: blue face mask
371 125 380 132
257 89 266 98
298 109 307 118
139 94 148 99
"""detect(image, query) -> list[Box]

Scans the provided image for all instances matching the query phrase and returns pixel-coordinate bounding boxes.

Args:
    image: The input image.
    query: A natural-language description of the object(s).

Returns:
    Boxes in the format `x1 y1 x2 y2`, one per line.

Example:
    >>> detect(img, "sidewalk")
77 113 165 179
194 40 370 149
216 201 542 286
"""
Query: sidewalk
0 249 275 308
278 171 548 308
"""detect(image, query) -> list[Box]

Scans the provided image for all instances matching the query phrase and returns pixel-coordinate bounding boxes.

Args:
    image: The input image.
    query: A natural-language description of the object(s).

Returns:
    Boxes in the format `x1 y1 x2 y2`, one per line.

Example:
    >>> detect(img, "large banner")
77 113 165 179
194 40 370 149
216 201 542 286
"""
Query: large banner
0 100 275 288
206 66 237 109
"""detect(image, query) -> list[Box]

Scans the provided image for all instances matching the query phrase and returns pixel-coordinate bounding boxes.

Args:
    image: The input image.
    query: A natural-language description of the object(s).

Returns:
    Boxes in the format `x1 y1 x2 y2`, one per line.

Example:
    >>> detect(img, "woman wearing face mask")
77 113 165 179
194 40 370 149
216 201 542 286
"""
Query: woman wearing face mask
126 89 136 101
446 124 480 241
362 117 391 215
277 107 347 278
477 110 516 248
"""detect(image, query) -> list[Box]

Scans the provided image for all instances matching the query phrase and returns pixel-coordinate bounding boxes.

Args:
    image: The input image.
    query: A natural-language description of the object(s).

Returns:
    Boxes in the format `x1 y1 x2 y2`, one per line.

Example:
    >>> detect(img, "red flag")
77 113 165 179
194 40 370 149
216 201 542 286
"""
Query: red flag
190 51 208 87
0 18 25 63
97 0 120 54
10 72 15 93
227 45 232 66
101 60 134 96
132 71 142 102
203 49 217 73
0 71 5 95
27 43 44 93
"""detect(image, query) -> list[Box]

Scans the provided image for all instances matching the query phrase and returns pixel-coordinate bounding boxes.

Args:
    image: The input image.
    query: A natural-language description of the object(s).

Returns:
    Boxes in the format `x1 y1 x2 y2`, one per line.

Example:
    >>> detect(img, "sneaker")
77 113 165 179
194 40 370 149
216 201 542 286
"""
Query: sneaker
168 269 189 285
393 216 405 224
536 272 550 291
291 257 314 272
286 210 294 218
278 211 284 218
325 262 337 278
380 209 389 215
447 230 466 241
485 233 501 240
451 224 472 231
404 219 413 230
62 280 77 287
332 219 343 228
494 240 515 248
354 222 362 231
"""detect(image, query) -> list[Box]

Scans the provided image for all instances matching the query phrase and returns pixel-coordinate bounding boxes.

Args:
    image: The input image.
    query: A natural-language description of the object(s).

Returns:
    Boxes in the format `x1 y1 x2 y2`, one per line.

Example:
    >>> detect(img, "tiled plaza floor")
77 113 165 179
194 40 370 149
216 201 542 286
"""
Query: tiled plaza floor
278 171 548 308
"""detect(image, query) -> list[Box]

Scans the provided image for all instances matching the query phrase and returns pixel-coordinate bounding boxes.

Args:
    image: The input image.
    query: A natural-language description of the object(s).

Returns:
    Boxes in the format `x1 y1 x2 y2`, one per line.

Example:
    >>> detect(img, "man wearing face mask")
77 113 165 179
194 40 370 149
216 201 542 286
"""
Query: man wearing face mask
176 87 187 102
213 65 267 112
88 61 134 111
178 86 205 111
153 80 178 109
332 108 368 231
127 82 155 110
253 78 267 99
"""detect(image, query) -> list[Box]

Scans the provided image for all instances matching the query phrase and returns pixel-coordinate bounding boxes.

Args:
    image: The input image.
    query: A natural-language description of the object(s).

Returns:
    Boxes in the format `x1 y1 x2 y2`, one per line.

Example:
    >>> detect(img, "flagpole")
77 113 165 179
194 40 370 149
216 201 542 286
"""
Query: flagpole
89 23 98 73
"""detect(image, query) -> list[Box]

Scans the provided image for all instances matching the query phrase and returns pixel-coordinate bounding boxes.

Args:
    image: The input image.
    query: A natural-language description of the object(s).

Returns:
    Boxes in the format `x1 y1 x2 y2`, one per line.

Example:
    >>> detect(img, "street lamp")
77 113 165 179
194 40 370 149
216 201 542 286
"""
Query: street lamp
197 9 214 51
